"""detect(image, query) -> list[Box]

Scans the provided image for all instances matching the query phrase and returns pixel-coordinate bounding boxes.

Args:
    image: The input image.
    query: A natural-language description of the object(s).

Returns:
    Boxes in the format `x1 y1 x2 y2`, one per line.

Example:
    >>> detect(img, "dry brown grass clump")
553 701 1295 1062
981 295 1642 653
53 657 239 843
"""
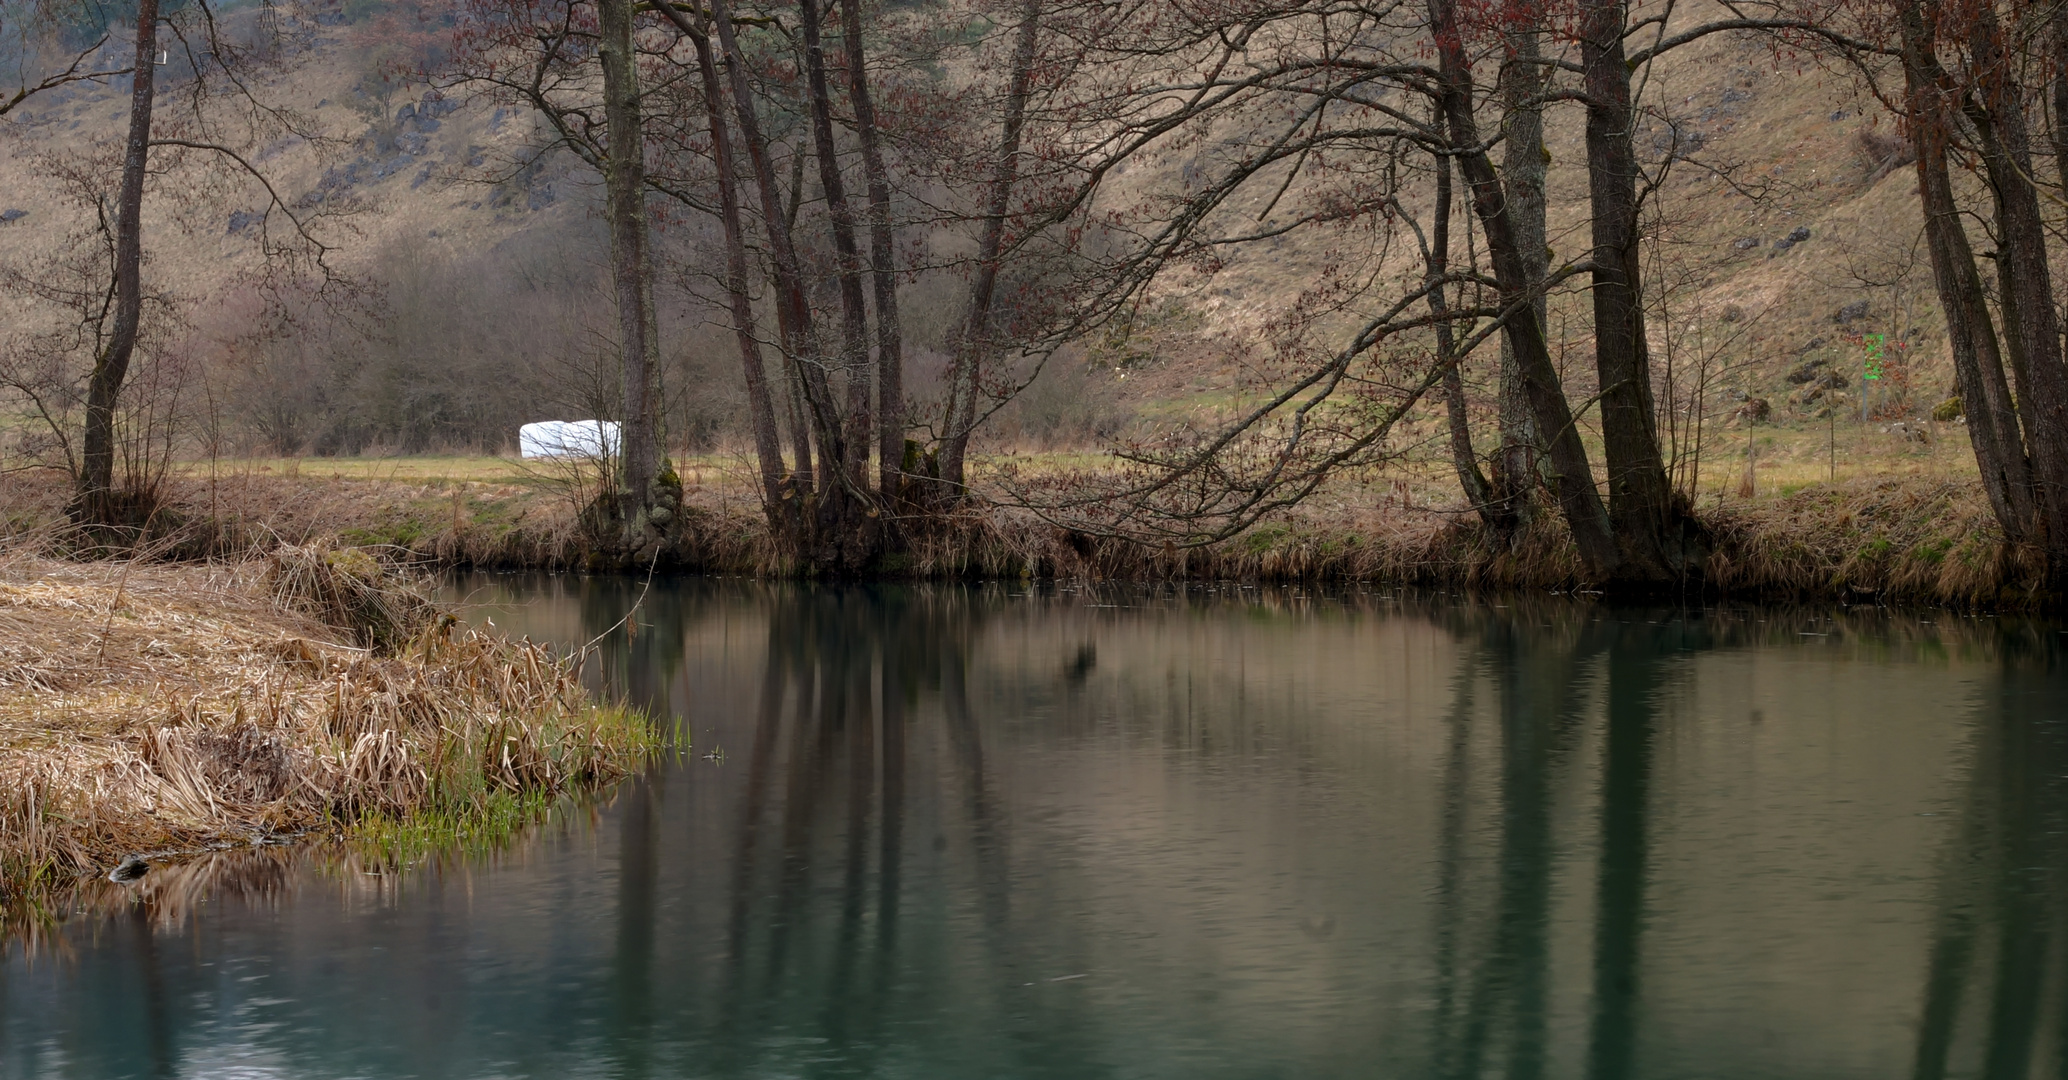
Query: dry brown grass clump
0 543 653 899
1705 477 2040 606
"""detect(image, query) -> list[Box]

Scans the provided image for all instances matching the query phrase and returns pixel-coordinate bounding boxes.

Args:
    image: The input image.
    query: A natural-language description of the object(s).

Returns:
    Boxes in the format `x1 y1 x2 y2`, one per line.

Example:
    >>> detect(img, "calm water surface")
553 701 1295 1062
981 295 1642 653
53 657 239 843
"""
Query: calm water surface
5 579 2068 1079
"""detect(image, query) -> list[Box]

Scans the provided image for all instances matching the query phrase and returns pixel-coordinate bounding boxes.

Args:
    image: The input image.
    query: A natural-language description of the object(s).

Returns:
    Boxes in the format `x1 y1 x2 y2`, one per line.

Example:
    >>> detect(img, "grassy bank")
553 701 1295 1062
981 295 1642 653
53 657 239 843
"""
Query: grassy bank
0 544 656 904
0 422 2047 610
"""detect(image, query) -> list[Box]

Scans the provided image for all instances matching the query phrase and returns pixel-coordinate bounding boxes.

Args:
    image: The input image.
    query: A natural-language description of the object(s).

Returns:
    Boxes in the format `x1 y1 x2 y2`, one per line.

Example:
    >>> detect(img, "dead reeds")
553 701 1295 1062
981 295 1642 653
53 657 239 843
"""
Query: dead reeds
0 545 654 902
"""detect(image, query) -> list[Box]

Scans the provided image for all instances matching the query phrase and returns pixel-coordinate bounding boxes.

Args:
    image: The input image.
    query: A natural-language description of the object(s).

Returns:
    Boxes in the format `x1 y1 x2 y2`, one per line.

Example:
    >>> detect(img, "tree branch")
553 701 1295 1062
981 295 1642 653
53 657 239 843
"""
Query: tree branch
1 35 131 119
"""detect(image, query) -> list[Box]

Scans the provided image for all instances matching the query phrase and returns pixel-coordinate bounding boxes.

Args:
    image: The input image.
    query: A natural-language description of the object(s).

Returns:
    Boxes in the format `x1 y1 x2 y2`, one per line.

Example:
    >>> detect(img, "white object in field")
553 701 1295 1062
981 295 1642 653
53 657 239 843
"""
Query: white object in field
519 420 621 459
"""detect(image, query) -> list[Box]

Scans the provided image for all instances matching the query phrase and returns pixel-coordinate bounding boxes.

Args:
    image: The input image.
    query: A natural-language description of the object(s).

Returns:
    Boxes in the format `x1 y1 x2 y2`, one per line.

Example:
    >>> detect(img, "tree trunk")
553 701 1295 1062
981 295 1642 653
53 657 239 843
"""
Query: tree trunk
1580 0 1701 584
1426 0 1622 579
1898 0 2036 541
599 0 661 544
1963 3 2068 588
711 0 838 494
76 0 159 524
840 0 906 503
798 0 872 494
1494 3 1547 534
938 0 1040 500
1426 146 1498 525
2053 6 2068 202
664 5 787 519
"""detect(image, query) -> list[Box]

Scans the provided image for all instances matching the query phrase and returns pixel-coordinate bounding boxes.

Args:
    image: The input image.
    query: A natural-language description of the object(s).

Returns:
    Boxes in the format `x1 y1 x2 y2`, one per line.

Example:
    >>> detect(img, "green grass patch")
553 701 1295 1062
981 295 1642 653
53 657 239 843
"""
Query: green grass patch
348 788 559 866
1910 536 1953 565
345 698 658 868
1242 523 1293 554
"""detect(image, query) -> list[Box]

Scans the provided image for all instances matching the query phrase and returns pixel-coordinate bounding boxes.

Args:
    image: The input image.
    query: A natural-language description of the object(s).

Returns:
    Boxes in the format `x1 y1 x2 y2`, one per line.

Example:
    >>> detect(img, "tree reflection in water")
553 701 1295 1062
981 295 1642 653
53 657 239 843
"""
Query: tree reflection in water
7 581 2068 1079
1911 624 2068 1080
1426 604 1698 1080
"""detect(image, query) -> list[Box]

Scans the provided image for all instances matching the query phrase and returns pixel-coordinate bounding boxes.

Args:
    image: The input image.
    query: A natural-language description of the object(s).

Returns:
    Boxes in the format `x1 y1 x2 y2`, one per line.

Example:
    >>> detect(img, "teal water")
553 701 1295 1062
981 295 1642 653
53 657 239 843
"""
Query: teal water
4 579 2067 1079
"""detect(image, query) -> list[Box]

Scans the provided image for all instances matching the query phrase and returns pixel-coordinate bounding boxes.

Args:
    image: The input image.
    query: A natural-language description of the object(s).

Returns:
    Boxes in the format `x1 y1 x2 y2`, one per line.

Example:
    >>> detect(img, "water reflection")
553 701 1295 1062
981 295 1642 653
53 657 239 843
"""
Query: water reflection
1911 623 2068 1080
4 581 2067 1078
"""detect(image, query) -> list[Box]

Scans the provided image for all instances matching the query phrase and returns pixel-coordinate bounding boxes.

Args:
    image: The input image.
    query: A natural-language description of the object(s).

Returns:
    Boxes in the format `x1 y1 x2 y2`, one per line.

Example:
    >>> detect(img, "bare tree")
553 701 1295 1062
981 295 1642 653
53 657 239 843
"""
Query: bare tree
936 0 1040 501
598 0 668 545
838 0 905 502
75 0 163 525
1578 0 1705 581
0 0 343 527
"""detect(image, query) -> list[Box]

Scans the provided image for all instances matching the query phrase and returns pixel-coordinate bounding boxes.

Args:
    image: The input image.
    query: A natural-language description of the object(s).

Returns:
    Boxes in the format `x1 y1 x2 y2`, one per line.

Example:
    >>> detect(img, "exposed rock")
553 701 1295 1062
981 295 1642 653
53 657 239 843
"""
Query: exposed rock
226 208 261 233
0 208 25 224
1770 237 1795 255
1834 300 1869 324
421 90 461 119
1786 357 1828 384
1789 370 1850 405
1652 128 1705 158
1733 236 1760 250
395 131 429 157
311 156 373 200
1786 225 1811 242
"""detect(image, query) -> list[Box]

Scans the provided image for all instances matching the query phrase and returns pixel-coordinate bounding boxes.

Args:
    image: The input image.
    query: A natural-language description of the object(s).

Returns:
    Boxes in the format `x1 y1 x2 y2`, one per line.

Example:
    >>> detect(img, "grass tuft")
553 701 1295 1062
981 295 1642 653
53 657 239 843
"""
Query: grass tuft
0 548 656 906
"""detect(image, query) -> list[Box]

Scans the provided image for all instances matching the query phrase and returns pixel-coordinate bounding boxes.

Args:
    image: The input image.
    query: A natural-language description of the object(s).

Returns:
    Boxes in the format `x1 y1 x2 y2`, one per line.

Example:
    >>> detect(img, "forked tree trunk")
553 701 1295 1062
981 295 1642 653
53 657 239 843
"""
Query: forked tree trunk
1963 3 2068 588
840 0 907 503
599 0 662 542
76 0 159 524
1580 0 1702 584
938 0 1040 500
797 0 872 494
711 0 837 494
1427 0 1622 578
1898 0 2035 541
662 4 787 518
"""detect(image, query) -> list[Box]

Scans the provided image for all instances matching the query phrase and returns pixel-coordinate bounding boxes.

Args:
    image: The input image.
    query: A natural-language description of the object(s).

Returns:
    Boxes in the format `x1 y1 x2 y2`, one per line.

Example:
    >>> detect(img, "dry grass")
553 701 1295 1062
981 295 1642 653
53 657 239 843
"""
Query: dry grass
1706 477 2040 607
0 438 2046 610
0 543 654 902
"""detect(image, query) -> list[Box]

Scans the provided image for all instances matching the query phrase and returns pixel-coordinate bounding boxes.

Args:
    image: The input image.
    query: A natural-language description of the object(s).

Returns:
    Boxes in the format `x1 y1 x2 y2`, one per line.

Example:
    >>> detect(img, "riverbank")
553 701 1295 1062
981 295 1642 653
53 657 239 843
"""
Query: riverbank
0 544 654 903
0 452 2045 609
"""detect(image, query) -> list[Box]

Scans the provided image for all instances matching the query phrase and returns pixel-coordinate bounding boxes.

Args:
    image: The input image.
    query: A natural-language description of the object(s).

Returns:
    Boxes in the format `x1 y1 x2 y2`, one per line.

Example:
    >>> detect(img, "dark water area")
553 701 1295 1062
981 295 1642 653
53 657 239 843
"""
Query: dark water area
6 579 2068 1079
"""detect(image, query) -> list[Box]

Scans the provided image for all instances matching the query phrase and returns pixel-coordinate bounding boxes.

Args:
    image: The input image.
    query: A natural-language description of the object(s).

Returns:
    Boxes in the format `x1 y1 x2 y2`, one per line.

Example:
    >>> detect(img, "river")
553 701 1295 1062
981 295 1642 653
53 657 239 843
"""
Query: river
4 577 2066 1078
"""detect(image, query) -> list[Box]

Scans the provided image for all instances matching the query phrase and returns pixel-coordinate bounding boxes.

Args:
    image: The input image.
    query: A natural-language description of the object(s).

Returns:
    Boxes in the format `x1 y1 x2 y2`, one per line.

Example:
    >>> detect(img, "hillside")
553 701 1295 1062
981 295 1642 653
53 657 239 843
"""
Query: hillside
0 13 592 295
0 1 1958 479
